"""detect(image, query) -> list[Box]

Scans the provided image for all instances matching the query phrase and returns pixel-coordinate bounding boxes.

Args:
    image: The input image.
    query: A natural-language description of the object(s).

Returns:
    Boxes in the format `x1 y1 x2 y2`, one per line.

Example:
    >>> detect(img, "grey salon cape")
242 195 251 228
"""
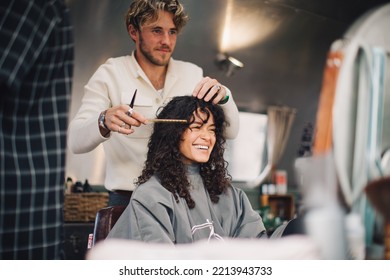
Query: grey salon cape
107 164 266 243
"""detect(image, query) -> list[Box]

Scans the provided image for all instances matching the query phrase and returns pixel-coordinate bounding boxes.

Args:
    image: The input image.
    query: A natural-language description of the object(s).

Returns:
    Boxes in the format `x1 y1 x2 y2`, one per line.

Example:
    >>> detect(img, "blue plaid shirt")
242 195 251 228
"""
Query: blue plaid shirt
0 0 74 259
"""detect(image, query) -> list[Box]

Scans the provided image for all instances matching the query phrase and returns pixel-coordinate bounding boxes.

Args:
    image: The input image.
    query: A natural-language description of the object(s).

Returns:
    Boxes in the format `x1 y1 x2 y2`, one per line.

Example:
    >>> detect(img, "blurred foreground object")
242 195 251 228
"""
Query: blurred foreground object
307 2 390 258
365 177 390 260
87 236 320 260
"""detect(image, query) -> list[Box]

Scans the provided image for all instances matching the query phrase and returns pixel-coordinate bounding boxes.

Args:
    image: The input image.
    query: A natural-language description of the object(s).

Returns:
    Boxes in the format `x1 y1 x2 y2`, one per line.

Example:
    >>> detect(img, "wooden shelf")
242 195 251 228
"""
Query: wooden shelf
260 194 295 221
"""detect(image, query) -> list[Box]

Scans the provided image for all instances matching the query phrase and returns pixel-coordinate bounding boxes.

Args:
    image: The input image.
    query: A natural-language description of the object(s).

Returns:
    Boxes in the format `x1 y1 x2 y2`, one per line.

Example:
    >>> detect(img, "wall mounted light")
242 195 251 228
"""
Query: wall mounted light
216 53 244 77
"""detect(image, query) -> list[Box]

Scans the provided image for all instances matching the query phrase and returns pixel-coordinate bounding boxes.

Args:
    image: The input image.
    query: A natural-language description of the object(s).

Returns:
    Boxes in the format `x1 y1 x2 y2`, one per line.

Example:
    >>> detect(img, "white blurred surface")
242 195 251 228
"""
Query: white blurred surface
87 236 320 260
226 112 267 182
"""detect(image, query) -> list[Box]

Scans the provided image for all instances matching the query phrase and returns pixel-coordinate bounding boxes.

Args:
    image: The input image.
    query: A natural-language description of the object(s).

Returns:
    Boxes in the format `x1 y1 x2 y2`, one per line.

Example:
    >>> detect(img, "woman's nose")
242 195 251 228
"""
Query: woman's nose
199 129 212 139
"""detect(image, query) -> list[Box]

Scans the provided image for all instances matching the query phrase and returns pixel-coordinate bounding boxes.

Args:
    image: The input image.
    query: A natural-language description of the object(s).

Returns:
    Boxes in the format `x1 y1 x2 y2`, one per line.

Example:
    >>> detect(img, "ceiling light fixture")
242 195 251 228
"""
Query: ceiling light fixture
216 53 244 77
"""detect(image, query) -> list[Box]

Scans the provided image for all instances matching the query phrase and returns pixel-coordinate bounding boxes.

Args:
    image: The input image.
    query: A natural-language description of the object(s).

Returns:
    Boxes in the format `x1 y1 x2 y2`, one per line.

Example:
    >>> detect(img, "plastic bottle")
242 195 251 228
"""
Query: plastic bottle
304 203 347 259
65 177 73 194
345 212 366 260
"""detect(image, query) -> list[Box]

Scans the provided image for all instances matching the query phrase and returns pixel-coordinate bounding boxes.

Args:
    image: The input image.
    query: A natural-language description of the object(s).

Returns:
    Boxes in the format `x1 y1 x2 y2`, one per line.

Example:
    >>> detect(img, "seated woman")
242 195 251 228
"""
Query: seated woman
107 96 266 243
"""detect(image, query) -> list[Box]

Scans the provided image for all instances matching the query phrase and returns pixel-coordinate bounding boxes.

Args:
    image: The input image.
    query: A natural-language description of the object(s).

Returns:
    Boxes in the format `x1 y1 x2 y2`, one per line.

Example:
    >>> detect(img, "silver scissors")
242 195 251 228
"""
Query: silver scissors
127 89 137 116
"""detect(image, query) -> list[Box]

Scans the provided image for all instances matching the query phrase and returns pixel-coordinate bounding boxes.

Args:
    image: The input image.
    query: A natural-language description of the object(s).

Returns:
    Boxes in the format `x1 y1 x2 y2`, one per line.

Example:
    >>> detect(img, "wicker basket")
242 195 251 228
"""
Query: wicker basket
64 192 109 222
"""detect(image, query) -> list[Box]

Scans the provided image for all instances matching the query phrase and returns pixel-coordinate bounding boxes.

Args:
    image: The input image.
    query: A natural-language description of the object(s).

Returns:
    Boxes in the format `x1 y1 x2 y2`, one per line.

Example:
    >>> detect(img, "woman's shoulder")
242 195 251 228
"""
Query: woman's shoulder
220 184 248 201
132 176 173 203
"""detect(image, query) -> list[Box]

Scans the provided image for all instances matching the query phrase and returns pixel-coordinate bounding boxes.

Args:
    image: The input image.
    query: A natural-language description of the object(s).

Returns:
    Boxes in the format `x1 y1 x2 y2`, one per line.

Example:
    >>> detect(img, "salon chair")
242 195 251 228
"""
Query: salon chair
270 217 306 238
91 205 126 246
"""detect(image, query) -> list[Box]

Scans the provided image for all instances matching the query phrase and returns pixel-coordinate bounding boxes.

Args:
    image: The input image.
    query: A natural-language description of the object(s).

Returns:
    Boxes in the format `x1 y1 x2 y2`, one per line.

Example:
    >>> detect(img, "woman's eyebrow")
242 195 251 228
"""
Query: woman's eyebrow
191 120 203 125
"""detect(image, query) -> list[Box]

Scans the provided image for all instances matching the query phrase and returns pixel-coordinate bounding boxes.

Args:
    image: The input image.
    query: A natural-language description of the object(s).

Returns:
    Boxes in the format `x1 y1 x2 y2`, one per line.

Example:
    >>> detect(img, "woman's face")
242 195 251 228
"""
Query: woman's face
179 109 216 165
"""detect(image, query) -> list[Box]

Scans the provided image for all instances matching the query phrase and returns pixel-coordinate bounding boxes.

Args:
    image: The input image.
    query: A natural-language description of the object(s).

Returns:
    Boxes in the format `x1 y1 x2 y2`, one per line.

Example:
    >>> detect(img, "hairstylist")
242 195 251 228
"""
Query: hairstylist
67 0 239 206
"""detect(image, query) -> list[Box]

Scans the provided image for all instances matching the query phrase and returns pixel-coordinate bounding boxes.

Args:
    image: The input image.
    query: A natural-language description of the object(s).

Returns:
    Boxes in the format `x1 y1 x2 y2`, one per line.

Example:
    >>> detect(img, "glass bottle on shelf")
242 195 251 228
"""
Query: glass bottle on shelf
83 179 92 192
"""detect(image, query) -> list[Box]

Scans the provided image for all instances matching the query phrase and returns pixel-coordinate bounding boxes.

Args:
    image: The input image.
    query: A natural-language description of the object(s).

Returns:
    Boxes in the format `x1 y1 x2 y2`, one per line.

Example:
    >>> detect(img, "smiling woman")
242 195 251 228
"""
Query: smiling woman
106 96 267 243
179 107 217 164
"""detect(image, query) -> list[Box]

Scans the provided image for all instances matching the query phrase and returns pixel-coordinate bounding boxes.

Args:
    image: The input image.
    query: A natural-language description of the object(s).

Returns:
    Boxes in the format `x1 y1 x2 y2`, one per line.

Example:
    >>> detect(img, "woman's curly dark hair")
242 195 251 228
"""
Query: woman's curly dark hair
135 96 232 209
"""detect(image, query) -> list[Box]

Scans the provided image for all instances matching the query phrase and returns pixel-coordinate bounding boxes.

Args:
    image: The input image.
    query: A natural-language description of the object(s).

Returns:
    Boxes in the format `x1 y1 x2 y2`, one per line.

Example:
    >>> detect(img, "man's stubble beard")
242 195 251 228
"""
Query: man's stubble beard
139 35 172 67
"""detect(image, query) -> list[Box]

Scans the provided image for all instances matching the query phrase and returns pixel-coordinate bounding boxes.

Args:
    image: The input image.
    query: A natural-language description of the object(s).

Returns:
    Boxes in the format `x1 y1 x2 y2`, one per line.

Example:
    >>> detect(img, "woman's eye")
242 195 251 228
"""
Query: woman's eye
189 125 201 131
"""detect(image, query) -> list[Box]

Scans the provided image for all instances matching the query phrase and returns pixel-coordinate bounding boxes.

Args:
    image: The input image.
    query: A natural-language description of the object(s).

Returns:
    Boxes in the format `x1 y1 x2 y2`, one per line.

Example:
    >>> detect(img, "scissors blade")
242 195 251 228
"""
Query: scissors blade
130 89 137 108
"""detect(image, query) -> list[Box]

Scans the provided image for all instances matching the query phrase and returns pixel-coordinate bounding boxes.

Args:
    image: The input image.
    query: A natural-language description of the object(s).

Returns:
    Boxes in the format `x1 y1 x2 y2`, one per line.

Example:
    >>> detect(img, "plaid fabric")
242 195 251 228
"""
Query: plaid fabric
0 0 74 259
